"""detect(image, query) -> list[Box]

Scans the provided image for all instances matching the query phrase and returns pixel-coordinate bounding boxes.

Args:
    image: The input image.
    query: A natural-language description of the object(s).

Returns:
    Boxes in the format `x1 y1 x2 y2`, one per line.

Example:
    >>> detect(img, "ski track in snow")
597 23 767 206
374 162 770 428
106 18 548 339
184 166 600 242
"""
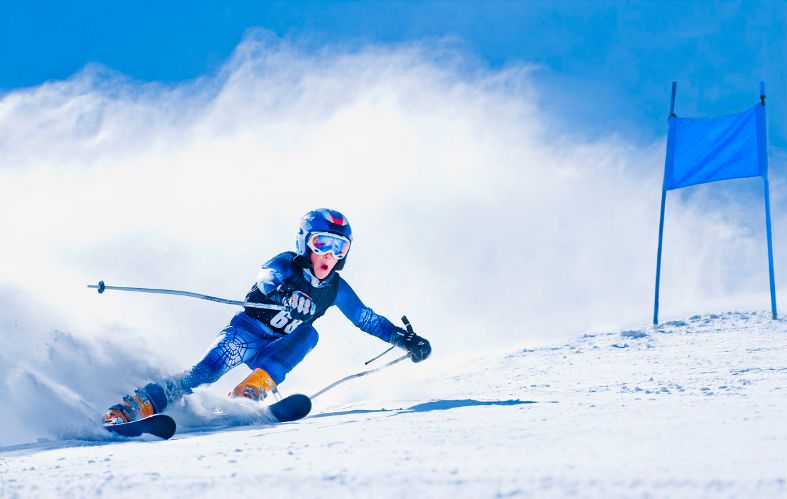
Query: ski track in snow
1 311 786 498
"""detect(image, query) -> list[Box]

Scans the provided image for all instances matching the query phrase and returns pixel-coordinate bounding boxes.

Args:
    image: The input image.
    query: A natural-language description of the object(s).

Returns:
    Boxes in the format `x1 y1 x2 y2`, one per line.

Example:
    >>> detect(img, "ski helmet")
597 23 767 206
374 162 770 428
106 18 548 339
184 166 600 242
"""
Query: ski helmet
296 208 353 271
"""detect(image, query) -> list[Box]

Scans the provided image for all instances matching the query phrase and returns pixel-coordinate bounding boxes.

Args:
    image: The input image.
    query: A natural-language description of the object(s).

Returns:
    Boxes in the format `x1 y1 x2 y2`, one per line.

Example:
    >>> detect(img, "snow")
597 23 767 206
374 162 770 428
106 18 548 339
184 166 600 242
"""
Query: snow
2 311 786 498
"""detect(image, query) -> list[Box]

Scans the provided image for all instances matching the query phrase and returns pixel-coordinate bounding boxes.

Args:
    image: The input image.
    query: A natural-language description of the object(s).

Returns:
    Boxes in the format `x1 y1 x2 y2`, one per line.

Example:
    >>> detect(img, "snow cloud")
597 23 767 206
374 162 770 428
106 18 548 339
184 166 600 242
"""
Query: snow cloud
0 31 784 445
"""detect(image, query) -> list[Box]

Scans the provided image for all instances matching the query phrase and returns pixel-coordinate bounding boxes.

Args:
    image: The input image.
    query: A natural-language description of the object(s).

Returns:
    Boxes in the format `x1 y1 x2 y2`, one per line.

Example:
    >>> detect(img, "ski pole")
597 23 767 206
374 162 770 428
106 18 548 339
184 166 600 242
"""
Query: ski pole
87 280 285 310
364 346 394 365
311 354 410 400
363 315 415 365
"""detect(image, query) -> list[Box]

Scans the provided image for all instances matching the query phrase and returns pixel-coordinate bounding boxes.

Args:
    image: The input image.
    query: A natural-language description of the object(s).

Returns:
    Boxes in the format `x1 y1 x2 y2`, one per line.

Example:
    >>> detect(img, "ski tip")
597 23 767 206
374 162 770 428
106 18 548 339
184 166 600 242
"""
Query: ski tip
269 393 312 422
288 393 311 406
155 416 177 440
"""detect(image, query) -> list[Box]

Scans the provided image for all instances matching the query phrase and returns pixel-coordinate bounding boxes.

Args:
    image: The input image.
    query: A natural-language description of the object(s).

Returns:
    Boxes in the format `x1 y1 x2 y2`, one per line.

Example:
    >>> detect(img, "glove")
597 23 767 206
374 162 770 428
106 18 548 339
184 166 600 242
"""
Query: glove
276 286 316 322
390 327 432 363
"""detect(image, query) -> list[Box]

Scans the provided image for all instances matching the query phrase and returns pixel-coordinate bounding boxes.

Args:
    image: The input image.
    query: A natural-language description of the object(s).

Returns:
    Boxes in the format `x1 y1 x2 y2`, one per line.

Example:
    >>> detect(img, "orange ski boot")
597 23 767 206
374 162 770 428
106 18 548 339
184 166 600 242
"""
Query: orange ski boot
103 383 166 424
230 368 281 401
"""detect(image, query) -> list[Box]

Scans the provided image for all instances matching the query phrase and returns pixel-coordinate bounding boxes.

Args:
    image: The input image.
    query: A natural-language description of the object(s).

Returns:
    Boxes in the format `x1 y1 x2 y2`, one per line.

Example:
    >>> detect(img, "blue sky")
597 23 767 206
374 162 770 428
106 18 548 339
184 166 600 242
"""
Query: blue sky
1 1 785 146
0 1 784 371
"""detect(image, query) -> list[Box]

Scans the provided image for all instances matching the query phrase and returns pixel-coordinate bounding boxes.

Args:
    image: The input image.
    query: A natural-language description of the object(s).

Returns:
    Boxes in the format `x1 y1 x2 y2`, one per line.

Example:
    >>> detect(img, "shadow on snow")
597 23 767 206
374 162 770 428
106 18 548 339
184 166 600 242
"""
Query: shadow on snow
311 398 536 419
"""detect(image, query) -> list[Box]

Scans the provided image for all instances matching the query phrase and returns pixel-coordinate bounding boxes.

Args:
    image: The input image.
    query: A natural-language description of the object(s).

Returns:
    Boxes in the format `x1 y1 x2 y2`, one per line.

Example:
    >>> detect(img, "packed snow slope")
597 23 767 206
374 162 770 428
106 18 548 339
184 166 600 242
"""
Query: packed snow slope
1 310 786 498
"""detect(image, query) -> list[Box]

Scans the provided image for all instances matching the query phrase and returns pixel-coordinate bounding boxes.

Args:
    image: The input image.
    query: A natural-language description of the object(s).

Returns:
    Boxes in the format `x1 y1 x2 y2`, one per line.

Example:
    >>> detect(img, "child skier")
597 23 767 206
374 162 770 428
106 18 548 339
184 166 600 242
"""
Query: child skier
104 208 432 424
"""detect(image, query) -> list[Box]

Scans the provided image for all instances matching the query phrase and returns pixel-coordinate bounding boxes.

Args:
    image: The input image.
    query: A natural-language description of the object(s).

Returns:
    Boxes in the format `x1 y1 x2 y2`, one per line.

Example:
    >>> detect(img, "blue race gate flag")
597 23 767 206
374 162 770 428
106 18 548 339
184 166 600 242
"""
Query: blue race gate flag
663 104 767 190
653 82 777 324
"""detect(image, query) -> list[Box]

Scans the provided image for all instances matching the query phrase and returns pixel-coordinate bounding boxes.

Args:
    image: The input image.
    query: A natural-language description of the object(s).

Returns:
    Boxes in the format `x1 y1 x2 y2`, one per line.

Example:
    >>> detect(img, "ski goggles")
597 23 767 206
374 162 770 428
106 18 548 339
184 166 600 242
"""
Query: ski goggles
307 232 351 259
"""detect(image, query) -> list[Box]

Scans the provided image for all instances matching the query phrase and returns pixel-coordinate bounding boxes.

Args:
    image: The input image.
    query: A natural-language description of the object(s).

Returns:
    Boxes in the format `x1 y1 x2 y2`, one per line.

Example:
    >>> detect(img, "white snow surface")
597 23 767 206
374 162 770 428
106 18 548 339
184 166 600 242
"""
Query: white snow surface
1 310 786 498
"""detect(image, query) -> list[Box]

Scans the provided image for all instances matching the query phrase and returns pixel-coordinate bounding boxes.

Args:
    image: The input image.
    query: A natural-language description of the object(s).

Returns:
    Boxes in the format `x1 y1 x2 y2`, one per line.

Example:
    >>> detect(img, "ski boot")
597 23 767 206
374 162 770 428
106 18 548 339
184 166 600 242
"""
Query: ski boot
230 368 281 401
103 383 168 424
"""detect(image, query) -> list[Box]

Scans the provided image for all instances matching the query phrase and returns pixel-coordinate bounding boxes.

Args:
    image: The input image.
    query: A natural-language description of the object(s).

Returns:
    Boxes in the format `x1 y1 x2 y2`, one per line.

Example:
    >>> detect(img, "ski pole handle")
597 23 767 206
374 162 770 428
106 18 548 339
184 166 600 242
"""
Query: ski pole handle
87 280 285 311
401 315 415 335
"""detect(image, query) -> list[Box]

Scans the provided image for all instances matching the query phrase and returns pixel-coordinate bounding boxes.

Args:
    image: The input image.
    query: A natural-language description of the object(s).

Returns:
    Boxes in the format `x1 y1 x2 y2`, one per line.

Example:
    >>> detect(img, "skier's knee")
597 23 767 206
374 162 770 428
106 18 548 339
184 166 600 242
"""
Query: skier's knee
299 325 319 351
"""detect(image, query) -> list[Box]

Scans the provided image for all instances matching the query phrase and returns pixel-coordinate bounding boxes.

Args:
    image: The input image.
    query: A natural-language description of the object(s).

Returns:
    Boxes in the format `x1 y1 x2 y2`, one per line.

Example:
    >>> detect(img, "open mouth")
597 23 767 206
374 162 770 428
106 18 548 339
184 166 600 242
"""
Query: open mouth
320 263 330 272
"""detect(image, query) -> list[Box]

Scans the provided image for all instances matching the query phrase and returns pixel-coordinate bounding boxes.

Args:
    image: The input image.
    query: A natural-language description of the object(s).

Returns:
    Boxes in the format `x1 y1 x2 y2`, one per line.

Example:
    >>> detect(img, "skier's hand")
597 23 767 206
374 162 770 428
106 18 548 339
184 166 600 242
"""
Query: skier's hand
390 327 432 363
279 287 316 321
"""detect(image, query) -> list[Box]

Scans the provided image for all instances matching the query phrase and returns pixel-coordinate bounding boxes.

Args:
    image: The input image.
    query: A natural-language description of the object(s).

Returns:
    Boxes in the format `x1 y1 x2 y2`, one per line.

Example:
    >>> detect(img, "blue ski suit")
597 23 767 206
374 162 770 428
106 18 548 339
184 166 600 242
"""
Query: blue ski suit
162 252 397 403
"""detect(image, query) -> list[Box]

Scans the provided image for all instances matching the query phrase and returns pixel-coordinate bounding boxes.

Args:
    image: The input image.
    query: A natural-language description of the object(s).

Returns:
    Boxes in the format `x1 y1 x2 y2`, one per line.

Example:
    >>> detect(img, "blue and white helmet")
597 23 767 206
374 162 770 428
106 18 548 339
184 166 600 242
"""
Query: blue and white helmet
296 208 353 271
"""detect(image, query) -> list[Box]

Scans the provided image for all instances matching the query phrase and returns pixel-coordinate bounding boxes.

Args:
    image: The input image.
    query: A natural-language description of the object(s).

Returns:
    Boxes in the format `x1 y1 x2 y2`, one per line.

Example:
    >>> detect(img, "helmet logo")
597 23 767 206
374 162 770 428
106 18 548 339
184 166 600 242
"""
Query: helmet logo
324 210 347 226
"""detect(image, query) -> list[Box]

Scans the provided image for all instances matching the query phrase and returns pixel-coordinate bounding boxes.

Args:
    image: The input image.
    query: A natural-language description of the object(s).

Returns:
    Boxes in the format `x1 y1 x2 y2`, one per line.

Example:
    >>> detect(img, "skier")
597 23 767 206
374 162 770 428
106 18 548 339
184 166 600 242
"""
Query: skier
104 208 432 424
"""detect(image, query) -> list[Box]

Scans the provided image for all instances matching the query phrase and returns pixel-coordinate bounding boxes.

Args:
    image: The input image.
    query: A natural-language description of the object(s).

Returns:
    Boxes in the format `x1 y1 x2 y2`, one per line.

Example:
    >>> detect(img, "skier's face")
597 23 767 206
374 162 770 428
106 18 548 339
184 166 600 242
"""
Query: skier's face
311 251 337 280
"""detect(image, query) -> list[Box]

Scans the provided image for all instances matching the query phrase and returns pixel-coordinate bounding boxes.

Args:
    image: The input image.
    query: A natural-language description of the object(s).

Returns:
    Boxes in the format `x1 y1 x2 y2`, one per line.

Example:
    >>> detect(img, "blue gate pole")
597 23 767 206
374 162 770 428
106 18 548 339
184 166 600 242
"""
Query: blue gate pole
653 189 668 325
764 175 778 319
653 81 677 325
759 82 778 319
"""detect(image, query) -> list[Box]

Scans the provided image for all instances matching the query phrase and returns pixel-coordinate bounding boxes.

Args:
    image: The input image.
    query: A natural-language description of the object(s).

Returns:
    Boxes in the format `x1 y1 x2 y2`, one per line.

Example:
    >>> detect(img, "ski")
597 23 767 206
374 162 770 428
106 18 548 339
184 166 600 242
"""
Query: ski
104 414 177 440
104 394 309 439
263 393 312 423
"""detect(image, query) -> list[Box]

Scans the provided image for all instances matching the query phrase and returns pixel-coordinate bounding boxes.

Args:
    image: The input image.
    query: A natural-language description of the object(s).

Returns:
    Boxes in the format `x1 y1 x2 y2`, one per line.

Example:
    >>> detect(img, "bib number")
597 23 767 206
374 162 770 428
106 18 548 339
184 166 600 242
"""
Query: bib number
270 310 304 333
